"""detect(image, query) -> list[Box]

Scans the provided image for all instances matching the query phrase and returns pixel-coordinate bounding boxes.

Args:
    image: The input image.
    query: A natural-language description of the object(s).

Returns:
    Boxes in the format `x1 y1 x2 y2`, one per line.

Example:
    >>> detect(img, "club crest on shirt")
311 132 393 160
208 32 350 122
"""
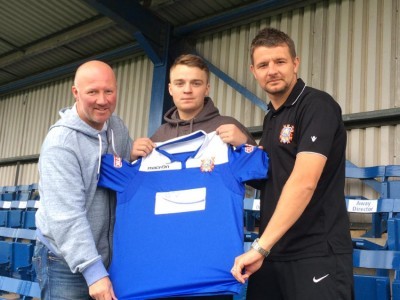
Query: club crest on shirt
244 144 255 153
200 157 215 172
114 155 122 168
280 124 295 144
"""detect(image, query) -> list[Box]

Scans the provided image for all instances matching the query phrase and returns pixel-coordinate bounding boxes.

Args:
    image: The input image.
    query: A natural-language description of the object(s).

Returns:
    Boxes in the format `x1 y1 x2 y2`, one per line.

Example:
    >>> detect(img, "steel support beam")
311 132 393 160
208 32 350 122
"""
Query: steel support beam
202 56 269 112
82 0 169 64
174 0 310 36
82 0 174 133
342 108 400 129
249 107 400 138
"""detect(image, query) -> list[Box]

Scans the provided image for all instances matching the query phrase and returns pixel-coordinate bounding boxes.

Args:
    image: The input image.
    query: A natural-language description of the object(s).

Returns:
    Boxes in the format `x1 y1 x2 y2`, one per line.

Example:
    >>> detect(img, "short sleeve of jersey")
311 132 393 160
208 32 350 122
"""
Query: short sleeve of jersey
98 154 136 192
229 144 269 182
297 93 342 157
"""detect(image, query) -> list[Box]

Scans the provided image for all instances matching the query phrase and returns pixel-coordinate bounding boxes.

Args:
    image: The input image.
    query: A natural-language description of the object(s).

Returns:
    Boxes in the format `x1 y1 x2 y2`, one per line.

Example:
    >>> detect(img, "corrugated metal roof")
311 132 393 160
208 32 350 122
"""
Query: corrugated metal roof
148 0 257 26
0 0 98 47
0 0 270 91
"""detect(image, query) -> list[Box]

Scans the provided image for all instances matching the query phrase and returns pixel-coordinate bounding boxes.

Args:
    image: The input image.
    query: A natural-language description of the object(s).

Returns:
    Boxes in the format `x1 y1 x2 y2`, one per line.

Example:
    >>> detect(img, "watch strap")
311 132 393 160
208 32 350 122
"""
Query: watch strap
251 238 270 257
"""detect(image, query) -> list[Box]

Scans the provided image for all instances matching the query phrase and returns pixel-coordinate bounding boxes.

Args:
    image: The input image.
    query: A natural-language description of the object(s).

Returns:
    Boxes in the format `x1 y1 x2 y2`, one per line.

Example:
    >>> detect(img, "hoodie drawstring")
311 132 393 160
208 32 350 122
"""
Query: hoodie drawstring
110 129 118 156
175 123 179 138
97 128 119 179
189 119 194 134
97 133 102 179
174 119 195 137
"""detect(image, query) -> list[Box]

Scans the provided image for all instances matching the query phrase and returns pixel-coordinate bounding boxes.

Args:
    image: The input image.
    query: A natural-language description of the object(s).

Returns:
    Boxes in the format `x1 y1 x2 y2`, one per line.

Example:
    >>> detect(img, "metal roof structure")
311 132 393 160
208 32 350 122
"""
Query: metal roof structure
0 0 307 95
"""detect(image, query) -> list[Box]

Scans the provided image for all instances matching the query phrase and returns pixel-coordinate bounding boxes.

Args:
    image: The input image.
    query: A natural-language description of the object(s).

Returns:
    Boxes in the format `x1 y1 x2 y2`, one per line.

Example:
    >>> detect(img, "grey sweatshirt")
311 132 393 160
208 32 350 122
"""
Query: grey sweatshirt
151 97 256 145
35 105 132 286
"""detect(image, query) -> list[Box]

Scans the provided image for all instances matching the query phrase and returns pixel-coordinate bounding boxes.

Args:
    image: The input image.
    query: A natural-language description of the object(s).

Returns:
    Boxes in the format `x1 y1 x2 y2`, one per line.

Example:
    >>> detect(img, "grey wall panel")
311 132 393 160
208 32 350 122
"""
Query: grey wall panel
0 79 74 159
196 30 267 128
0 165 17 186
347 125 400 166
18 163 39 186
113 55 153 140
0 92 26 158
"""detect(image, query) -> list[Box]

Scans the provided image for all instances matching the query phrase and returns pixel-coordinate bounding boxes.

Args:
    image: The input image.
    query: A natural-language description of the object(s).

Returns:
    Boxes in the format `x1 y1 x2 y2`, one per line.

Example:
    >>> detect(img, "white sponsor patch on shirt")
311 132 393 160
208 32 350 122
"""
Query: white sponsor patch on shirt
155 187 206 215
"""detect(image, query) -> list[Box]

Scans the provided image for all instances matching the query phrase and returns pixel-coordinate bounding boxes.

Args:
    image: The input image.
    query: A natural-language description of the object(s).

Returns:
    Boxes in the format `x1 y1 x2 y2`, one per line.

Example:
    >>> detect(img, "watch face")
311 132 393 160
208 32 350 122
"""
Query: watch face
251 240 260 250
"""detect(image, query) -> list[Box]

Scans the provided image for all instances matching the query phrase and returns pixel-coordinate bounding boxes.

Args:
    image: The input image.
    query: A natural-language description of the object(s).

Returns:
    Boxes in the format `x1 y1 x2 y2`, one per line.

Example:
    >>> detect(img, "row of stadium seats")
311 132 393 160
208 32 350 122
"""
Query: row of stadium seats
0 185 38 230
0 165 399 300
0 184 39 299
345 163 400 300
0 184 39 202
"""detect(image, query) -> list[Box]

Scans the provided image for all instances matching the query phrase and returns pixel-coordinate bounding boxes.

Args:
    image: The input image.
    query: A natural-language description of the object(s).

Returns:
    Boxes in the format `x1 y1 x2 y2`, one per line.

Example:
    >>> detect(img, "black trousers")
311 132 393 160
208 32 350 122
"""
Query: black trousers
246 253 353 300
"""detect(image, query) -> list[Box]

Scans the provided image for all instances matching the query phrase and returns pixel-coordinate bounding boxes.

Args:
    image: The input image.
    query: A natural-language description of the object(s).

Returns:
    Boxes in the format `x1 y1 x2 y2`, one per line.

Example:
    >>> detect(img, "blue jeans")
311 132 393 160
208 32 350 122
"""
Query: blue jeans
33 241 91 300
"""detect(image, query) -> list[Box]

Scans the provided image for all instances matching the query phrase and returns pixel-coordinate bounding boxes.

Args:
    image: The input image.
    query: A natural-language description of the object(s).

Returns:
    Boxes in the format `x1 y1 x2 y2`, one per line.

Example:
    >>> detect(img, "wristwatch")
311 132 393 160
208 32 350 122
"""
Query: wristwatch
251 238 270 258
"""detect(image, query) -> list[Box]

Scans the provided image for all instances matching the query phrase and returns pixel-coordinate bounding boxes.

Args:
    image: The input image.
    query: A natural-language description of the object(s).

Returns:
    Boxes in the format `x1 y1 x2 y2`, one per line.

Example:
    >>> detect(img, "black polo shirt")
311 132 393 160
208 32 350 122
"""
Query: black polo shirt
259 78 352 261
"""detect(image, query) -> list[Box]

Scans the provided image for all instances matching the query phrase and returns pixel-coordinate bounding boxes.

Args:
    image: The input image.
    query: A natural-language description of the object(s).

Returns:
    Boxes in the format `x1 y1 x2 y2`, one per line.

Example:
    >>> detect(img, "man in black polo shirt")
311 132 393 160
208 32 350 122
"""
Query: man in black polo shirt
231 28 353 299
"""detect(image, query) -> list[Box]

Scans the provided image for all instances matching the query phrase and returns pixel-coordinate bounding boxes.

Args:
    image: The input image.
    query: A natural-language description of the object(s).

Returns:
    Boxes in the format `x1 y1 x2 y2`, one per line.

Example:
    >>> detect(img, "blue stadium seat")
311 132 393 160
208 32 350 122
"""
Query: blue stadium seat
0 241 13 277
385 165 400 201
21 211 36 230
384 165 400 251
1 186 17 201
0 185 38 229
7 200 26 228
345 163 387 238
21 200 38 230
16 185 31 201
28 183 39 200
353 249 400 300
0 276 39 299
347 163 400 300
0 184 38 299
12 242 34 281
354 275 390 300
347 197 400 250
0 209 8 228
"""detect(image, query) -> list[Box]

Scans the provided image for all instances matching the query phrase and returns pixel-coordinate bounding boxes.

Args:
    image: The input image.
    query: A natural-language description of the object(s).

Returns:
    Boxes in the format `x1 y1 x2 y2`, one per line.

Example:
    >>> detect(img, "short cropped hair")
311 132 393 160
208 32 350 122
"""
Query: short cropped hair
170 54 210 82
250 28 297 64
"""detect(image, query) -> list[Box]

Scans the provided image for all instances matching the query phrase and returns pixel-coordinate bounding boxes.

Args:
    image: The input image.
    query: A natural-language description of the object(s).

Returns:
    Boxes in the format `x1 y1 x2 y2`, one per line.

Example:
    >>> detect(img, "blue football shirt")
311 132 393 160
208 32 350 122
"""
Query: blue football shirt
98 130 269 299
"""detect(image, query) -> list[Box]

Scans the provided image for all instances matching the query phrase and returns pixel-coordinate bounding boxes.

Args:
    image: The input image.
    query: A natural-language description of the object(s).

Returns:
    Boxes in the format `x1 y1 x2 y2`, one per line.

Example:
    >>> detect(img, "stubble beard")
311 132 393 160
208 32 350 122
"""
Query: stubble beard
264 81 289 98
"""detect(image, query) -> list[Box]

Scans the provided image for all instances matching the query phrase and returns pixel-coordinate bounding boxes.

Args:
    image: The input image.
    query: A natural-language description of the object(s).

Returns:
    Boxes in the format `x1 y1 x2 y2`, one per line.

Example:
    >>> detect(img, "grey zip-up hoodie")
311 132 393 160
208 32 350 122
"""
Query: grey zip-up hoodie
151 97 256 145
35 105 132 286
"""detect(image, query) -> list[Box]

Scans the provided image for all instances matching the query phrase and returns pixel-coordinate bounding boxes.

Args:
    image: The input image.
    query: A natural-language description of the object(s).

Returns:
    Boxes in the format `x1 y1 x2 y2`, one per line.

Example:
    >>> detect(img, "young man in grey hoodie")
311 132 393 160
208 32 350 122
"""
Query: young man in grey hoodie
33 60 133 300
132 54 256 161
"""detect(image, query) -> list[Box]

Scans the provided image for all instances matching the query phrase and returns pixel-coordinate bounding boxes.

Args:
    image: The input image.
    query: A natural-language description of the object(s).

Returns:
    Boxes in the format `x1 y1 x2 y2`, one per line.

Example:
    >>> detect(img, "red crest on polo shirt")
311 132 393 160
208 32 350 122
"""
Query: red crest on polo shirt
200 157 215 172
280 124 295 144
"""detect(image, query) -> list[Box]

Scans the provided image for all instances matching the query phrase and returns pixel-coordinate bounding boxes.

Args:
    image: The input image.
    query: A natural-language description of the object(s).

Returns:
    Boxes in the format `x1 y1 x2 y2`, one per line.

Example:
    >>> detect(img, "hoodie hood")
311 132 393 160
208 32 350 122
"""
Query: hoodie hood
53 104 106 138
163 97 220 126
51 104 118 176
158 97 220 138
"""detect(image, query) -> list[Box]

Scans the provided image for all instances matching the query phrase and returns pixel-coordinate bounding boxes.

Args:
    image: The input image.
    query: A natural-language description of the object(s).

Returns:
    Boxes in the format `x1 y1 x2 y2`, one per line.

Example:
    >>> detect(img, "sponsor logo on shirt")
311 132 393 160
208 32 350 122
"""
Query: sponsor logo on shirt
279 124 294 144
147 165 170 170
